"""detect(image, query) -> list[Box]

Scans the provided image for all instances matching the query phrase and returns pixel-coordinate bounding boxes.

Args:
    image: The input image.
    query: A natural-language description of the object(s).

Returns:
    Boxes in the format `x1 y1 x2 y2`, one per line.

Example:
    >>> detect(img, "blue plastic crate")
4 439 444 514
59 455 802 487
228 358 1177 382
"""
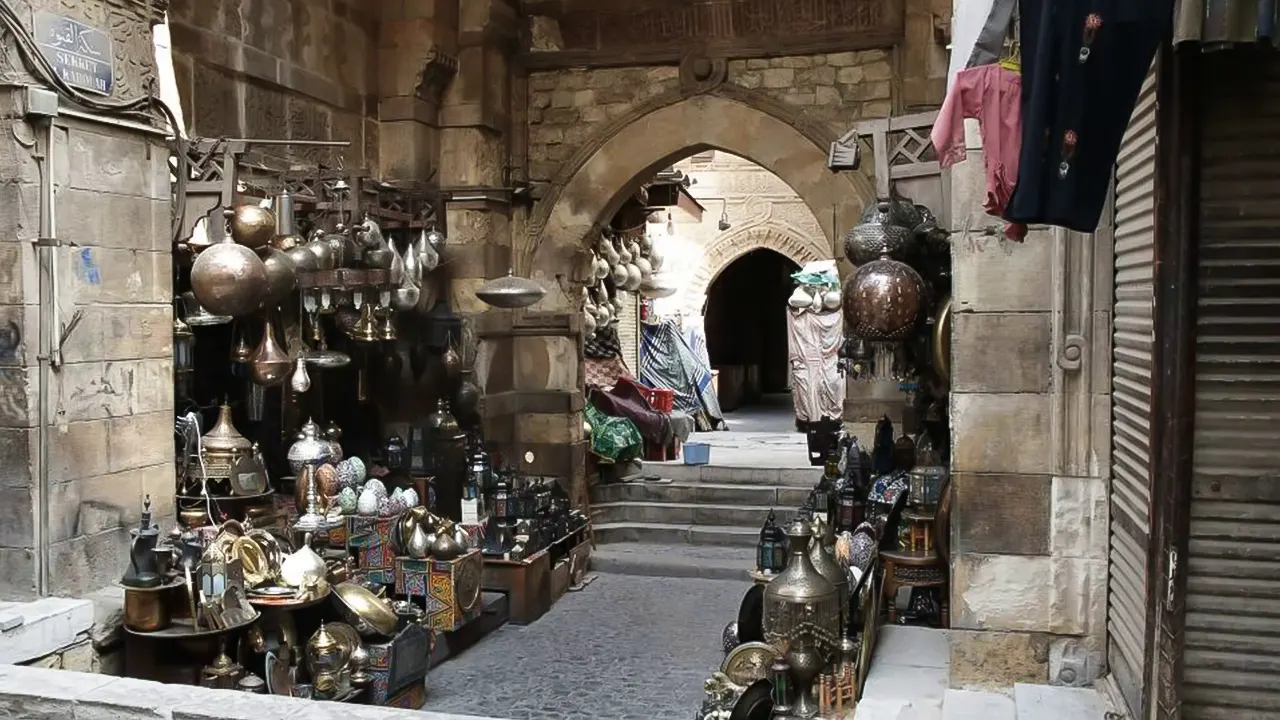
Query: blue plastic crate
683 442 711 466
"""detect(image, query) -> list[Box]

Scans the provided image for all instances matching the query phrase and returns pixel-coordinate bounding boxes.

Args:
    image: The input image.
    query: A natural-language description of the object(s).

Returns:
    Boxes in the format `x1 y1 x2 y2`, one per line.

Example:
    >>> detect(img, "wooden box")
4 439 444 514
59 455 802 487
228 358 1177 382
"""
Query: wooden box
363 621 432 706
382 681 426 709
346 516 398 586
482 549 552 625
394 549 484 632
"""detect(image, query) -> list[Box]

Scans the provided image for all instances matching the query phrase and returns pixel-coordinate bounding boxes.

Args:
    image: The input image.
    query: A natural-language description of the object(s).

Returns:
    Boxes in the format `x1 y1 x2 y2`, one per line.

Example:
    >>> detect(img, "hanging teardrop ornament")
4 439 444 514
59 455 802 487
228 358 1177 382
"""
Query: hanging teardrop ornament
231 320 254 363
417 228 440 273
403 239 422 285
291 357 311 393
389 240 405 286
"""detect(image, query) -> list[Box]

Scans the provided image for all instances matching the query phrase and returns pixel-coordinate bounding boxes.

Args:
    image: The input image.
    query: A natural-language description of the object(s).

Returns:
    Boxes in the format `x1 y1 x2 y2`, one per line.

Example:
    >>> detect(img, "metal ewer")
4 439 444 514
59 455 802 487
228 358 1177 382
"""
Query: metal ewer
475 268 546 310
763 519 840 719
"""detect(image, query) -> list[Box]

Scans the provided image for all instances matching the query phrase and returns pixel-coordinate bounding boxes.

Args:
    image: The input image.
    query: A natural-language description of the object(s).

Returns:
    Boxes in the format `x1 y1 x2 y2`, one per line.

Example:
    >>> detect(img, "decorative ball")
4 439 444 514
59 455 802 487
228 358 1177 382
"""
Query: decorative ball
842 251 924 341
356 486 379 516
391 487 404 499
338 487 358 514
402 488 420 508
377 497 395 517
843 221 912 266
315 464 339 498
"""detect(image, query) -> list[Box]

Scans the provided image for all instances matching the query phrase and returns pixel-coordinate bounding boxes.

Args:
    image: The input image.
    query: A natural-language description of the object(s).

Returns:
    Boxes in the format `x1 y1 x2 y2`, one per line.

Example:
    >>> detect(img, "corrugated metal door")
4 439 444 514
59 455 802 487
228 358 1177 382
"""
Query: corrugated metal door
617 293 640 374
1183 51 1280 718
1108 64 1159 720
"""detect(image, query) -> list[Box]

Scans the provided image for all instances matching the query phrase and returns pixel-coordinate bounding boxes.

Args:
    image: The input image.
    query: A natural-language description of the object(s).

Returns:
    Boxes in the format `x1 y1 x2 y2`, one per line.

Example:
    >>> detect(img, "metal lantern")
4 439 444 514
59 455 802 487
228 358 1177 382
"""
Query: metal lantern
770 656 794 717
475 269 546 310
841 247 925 342
173 310 194 401
836 479 863 534
756 509 788 575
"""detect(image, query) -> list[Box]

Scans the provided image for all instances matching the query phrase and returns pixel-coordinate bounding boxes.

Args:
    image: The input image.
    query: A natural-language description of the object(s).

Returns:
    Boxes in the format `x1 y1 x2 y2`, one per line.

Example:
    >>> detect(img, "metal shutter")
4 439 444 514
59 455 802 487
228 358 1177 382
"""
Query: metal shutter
1183 51 1280 719
617 293 639 374
1108 63 1159 720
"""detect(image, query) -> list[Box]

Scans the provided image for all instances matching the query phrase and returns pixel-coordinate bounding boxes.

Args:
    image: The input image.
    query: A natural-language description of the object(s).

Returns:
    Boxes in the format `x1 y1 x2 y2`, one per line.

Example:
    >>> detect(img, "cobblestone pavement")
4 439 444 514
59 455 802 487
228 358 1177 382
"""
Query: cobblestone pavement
423 572 746 720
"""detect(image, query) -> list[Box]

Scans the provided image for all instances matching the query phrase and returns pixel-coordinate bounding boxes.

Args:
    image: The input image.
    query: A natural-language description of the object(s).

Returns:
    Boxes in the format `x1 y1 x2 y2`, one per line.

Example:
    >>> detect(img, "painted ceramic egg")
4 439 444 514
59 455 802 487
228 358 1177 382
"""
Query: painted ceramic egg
391 487 404 499
402 488 420 508
338 486 358 514
347 456 367 484
315 463 339 498
336 460 356 489
390 495 410 515
357 486 380 516
376 497 396 517
365 478 388 500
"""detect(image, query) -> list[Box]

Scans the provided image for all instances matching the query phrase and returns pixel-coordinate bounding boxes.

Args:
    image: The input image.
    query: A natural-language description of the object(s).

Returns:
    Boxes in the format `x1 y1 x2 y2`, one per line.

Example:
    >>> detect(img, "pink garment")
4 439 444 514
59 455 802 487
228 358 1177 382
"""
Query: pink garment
931 64 1028 242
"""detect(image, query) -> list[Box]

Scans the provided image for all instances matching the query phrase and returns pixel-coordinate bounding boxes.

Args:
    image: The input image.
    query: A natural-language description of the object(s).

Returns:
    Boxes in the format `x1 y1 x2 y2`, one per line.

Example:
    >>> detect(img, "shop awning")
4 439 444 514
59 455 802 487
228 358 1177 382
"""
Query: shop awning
1174 0 1279 45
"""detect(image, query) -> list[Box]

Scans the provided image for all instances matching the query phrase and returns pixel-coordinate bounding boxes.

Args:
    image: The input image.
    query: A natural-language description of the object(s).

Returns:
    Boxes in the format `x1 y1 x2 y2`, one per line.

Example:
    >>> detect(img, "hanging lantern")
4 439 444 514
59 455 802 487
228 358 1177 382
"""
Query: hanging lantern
475 269 546 310
836 478 863 534
756 509 788 575
842 247 925 342
173 309 194 401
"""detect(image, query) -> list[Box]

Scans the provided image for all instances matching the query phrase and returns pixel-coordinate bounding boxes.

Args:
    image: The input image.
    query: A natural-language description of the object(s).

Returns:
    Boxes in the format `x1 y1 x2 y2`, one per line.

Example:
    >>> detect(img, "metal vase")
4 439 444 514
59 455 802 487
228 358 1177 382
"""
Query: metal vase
248 312 291 387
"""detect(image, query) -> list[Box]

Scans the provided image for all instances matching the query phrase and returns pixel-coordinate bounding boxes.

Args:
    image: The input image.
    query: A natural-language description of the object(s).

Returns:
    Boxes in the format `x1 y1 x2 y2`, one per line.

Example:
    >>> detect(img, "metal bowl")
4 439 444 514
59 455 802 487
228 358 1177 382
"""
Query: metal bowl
331 582 398 639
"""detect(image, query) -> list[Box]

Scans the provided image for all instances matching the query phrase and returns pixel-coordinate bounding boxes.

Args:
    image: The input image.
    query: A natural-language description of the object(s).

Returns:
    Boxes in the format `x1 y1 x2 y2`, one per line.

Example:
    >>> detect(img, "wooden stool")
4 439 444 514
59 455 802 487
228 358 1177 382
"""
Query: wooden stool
880 549 948 626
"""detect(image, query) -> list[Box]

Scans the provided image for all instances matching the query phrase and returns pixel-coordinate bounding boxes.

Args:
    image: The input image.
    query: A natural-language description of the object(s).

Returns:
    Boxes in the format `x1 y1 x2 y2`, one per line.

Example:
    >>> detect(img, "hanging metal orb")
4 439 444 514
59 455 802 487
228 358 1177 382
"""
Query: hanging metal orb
842 249 925 341
259 247 298 308
844 221 911 266
475 270 546 309
190 241 269 318
230 205 277 250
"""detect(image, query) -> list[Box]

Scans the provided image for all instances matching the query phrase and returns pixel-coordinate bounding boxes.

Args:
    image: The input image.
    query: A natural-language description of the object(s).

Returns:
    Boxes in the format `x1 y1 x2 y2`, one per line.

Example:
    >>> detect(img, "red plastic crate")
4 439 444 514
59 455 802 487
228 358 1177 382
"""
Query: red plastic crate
646 388 675 413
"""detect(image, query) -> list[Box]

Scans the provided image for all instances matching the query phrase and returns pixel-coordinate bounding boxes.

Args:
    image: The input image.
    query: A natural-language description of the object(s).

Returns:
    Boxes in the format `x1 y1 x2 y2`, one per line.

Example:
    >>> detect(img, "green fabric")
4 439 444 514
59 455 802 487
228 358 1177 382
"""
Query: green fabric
585 404 643 462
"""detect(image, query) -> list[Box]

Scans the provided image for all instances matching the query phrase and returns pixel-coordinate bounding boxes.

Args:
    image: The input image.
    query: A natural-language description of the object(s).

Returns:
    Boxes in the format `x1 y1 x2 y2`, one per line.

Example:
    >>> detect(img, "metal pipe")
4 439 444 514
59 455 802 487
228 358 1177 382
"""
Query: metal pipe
34 115 55 596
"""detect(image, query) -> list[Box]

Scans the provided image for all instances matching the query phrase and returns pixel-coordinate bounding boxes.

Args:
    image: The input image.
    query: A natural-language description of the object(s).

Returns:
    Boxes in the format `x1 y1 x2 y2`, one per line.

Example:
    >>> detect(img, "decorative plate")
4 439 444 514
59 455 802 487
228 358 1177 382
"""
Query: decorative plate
720 642 780 687
454 553 483 612
729 679 774 720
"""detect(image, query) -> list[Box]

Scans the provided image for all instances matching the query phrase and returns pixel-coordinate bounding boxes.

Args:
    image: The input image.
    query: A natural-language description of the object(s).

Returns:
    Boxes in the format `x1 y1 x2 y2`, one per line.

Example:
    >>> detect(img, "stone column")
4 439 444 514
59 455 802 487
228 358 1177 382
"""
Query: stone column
0 1 173 600
377 0 459 181
946 121 1111 688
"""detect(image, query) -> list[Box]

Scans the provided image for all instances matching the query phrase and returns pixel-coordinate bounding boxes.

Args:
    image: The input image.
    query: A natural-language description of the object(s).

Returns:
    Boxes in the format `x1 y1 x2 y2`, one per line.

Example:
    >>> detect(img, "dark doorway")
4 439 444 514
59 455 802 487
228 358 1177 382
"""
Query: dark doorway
703 248 799 412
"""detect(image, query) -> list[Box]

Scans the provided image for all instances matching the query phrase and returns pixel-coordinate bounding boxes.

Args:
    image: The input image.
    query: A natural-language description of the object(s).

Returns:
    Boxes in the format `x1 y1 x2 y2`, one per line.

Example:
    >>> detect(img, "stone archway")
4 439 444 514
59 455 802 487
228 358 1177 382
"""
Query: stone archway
674 222 829 316
522 91 871 310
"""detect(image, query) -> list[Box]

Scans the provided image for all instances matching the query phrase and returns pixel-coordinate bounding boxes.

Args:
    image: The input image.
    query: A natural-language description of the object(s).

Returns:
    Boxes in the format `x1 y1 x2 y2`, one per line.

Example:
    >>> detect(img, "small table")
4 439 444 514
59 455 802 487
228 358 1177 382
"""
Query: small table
880 548 948 626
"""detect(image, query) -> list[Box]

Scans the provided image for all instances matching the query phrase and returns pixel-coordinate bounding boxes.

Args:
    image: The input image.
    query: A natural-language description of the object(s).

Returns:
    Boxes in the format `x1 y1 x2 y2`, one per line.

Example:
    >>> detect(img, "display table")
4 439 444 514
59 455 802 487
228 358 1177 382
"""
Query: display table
482 550 551 625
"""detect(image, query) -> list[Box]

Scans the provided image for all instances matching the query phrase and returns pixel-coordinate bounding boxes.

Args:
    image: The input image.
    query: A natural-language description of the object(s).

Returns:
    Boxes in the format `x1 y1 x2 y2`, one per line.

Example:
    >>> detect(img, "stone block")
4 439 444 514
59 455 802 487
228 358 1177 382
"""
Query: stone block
0 182 41 249
52 361 133 422
48 528 131 597
62 304 171 364
948 629 1050 690
129 359 174 416
0 484 32 547
60 125 155 198
952 553 1051 632
0 547 36 600
0 305 36 368
513 335 578 392
47 419 111 484
87 585 124 650
0 366 36 428
58 637 94 672
761 68 795 88
951 217 1054 314
951 312 1052 393
1013 683 1107 720
1048 636 1104 686
55 190 168 252
1048 556 1107 637
0 597 94 664
1050 476 1108 559
942 689 1016 720
953 473 1050 556
0 426 34 489
106 412 173 473
951 393 1052 475
48 469 135 543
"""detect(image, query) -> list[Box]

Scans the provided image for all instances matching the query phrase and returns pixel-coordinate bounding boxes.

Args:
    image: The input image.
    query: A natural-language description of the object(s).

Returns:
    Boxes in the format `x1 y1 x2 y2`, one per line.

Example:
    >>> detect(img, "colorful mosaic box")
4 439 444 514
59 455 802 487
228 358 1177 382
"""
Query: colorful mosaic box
345 515 398 586
394 549 484 632
363 621 432 705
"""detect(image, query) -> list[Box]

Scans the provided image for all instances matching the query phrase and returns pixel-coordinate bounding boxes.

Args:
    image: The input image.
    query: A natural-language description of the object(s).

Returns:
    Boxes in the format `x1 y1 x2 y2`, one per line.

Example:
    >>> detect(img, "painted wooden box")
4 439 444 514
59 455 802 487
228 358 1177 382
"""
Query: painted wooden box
363 621 432 706
345 515 398 586
394 549 484 632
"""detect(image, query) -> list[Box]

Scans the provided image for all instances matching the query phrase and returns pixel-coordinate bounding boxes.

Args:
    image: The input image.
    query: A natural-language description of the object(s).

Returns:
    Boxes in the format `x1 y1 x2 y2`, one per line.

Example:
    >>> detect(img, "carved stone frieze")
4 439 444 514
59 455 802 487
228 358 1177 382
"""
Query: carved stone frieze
680 221 830 314
417 46 459 105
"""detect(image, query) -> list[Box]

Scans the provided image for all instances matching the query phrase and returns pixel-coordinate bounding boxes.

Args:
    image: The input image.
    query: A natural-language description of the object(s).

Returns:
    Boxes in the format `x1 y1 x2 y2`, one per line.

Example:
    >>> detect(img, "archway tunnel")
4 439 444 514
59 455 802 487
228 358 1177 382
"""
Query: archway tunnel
703 248 800 413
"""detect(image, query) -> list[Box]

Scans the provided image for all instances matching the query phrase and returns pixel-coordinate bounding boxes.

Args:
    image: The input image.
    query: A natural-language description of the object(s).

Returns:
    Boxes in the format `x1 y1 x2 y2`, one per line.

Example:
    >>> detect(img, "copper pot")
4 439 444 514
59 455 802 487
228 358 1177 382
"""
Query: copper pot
249 313 291 387
124 587 171 632
190 238 269 318
230 205 277 250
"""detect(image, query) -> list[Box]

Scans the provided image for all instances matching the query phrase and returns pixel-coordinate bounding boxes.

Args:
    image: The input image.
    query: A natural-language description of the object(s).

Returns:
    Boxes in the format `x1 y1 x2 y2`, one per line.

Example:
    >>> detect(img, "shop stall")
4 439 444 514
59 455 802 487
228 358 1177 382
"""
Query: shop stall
125 137 589 709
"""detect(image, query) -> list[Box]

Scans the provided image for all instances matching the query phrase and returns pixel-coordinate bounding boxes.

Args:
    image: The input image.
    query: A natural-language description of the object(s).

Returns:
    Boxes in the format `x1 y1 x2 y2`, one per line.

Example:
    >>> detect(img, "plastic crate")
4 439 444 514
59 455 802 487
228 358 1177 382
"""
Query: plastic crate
683 442 711 466
645 387 675 413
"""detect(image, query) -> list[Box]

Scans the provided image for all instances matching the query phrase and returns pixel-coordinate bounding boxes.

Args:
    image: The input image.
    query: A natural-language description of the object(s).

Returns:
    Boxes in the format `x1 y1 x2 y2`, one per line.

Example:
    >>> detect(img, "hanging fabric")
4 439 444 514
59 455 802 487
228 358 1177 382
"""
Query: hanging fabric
931 63 1028 241
1174 0 1279 45
968 0 1020 68
786 309 843 423
1003 0 1174 234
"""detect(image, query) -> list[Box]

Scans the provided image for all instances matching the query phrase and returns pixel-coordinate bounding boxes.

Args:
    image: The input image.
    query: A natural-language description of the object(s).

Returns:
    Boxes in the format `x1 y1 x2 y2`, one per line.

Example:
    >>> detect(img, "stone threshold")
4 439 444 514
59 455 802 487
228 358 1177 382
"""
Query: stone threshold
0 664 510 720
0 597 94 665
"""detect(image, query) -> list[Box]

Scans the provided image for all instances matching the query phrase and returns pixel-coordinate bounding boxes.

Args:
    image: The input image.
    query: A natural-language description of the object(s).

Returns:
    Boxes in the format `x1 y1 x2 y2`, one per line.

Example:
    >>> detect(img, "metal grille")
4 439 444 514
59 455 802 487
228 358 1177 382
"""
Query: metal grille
1108 64 1159 720
1184 51 1280 719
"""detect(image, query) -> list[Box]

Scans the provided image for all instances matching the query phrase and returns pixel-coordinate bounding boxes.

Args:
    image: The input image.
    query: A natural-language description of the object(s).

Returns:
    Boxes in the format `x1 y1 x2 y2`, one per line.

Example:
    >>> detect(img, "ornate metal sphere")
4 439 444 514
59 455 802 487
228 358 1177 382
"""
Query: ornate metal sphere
843 221 911 265
842 251 925 341
230 205 277 249
260 247 298 308
190 241 269 317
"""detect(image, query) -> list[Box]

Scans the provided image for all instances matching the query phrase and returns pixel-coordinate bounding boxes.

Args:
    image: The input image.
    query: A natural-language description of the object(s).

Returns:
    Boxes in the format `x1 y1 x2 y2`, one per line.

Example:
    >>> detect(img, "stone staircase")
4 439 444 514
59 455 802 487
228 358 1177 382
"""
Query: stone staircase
588 462 821 579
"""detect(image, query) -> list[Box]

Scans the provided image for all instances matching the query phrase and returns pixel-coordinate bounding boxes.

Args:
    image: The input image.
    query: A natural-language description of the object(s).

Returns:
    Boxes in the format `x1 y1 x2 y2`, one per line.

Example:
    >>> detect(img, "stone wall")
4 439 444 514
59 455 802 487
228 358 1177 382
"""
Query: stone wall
0 0 173 600
168 0 379 169
946 122 1112 688
525 50 893 185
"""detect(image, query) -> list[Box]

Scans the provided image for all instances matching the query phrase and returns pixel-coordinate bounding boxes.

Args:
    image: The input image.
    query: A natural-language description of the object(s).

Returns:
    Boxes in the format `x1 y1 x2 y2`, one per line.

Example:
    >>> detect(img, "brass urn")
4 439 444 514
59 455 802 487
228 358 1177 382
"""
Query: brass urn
196 404 253 482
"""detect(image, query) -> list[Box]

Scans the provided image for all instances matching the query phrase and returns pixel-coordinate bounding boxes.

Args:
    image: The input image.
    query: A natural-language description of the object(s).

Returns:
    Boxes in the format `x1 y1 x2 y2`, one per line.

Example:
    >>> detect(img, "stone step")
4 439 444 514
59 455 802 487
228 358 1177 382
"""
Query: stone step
588 542 755 581
592 521 759 546
591 501 793 527
943 690 1016 720
591 480 811 507
642 463 821 487
1012 684 1108 720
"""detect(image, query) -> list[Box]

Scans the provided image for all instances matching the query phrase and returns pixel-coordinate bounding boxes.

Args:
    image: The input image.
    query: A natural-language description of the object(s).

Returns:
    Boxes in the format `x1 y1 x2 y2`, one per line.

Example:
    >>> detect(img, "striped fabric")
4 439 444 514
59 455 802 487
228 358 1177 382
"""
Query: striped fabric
639 319 725 430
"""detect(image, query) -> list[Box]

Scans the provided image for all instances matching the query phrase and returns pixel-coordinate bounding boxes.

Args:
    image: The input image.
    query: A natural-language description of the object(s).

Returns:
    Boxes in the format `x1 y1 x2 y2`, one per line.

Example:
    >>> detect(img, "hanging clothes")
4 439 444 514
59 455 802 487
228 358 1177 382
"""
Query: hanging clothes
1174 0 1279 45
787 309 843 423
1004 0 1173 234
932 64 1028 241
